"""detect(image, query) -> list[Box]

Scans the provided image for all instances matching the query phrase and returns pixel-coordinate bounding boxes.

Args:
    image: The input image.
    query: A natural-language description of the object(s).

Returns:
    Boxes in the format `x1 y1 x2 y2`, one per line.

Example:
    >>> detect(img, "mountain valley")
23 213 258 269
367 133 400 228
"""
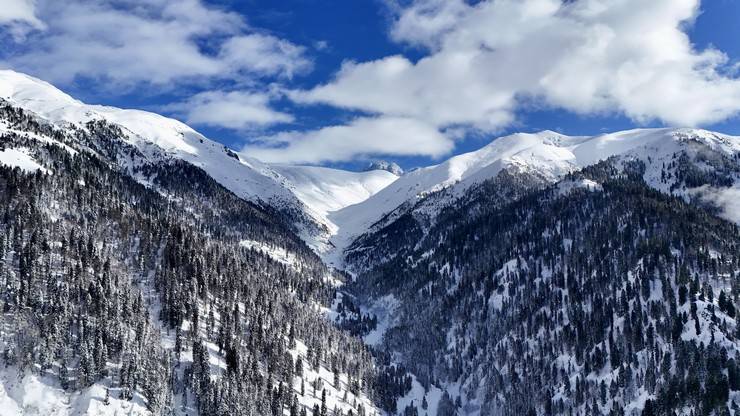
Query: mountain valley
1 69 740 416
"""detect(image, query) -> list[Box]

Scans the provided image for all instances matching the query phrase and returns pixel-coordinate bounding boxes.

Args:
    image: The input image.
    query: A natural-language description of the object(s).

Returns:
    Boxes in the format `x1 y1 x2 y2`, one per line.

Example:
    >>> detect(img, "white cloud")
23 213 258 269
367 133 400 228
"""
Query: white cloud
0 0 44 35
242 116 452 164
694 186 740 224
167 90 293 130
388 0 467 49
291 53 516 131
295 0 740 131
2 0 311 87
220 34 312 79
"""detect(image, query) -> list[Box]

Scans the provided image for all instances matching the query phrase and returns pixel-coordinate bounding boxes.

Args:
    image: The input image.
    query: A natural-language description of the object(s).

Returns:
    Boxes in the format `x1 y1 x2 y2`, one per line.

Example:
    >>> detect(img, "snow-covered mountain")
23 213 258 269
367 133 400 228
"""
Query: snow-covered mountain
270 164 398 233
0 70 293 204
364 160 404 176
329 128 740 267
3 68 740 416
0 69 397 251
0 75 384 416
331 129 740 416
3 68 738 267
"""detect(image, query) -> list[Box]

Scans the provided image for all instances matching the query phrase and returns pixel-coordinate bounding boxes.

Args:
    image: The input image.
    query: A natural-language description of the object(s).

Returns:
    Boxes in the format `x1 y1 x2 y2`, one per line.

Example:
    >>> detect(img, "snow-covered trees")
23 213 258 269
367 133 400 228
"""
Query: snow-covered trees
0 103 379 416
347 160 740 415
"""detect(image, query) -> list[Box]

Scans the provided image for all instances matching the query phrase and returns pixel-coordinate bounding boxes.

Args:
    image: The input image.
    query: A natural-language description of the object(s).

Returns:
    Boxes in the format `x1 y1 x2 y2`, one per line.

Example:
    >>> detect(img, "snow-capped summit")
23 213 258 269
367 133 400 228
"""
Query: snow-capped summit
0 69 299 205
364 160 404 176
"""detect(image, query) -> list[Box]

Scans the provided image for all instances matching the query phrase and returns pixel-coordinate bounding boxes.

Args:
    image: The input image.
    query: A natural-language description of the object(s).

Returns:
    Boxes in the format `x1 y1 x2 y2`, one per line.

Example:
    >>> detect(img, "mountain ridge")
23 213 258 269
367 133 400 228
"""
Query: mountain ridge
330 128 740 269
0 69 399 253
2 69 739 267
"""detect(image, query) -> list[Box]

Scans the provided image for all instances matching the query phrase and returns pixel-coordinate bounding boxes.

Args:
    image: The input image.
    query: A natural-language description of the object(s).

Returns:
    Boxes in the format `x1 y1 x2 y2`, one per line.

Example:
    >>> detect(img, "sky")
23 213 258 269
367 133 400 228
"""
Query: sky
1 0 740 171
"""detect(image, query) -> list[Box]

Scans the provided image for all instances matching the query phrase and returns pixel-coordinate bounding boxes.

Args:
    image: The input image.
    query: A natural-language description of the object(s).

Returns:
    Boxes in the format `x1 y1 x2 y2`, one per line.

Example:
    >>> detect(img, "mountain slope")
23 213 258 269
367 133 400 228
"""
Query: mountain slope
270 164 398 234
339 128 740 271
345 160 740 415
0 70 304 215
0 69 399 252
0 100 385 416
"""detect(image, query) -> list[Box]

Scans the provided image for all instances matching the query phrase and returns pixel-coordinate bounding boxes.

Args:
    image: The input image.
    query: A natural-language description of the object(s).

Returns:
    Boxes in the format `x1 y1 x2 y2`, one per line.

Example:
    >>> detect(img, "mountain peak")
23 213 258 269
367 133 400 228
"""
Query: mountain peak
364 160 403 176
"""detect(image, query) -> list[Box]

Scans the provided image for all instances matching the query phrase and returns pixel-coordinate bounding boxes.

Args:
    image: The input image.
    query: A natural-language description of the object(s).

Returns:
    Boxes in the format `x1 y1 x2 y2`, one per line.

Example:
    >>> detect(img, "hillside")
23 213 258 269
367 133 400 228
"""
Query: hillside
344 160 740 415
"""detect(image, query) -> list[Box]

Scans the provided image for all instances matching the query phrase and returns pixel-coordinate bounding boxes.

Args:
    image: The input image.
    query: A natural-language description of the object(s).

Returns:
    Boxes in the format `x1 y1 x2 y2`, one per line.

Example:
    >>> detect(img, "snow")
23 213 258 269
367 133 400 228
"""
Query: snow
680 299 740 354
239 239 302 270
0 366 151 416
557 178 603 195
287 340 381 416
0 119 78 156
0 148 47 173
360 295 400 347
396 375 443 416
270 164 398 234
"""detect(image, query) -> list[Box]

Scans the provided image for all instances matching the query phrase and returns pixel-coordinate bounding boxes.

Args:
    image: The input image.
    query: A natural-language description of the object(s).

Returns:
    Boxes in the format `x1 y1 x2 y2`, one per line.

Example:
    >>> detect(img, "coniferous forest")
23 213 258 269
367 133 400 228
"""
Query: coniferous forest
0 103 398 415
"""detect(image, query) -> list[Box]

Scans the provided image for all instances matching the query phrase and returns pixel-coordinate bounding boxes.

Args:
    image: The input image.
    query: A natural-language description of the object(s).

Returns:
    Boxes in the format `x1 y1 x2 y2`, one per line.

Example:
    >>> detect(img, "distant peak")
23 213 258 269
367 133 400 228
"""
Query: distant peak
364 160 403 176
535 129 564 136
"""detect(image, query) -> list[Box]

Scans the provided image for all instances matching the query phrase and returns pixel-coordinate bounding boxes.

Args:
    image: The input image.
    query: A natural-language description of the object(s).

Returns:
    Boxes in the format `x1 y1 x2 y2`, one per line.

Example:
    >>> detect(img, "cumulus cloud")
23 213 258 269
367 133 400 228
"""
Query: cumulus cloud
0 0 311 132
295 0 740 132
0 0 44 36
242 116 452 164
1 0 311 87
220 34 311 79
165 90 293 130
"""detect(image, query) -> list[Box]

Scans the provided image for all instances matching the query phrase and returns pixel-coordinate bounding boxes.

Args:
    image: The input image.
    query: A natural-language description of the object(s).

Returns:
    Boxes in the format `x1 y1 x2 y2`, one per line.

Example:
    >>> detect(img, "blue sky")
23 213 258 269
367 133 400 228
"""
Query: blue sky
1 0 740 171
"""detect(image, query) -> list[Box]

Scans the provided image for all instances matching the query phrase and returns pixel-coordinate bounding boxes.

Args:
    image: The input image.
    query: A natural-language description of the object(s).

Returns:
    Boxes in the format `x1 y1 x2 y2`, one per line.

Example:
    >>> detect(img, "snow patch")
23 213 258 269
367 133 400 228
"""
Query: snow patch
361 295 400 347
557 178 603 195
0 148 47 173
239 239 301 270
396 375 443 416
0 366 150 416
287 340 381 416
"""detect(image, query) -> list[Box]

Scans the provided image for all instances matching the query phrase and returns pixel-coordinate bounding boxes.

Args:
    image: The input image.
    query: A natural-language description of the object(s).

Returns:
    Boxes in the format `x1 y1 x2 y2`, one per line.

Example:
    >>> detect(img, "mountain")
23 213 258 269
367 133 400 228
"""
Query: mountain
334 128 740 270
0 70 400 415
2 69 740 416
344 160 740 415
333 128 740 415
0 69 396 252
270 164 398 236
364 161 404 176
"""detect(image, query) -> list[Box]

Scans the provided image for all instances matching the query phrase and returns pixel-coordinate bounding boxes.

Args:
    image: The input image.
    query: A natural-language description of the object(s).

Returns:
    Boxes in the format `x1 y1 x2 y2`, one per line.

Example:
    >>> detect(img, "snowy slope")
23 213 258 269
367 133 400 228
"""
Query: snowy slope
331 128 740 265
0 70 301 209
330 131 579 245
0 147 48 173
0 366 152 416
270 164 398 233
